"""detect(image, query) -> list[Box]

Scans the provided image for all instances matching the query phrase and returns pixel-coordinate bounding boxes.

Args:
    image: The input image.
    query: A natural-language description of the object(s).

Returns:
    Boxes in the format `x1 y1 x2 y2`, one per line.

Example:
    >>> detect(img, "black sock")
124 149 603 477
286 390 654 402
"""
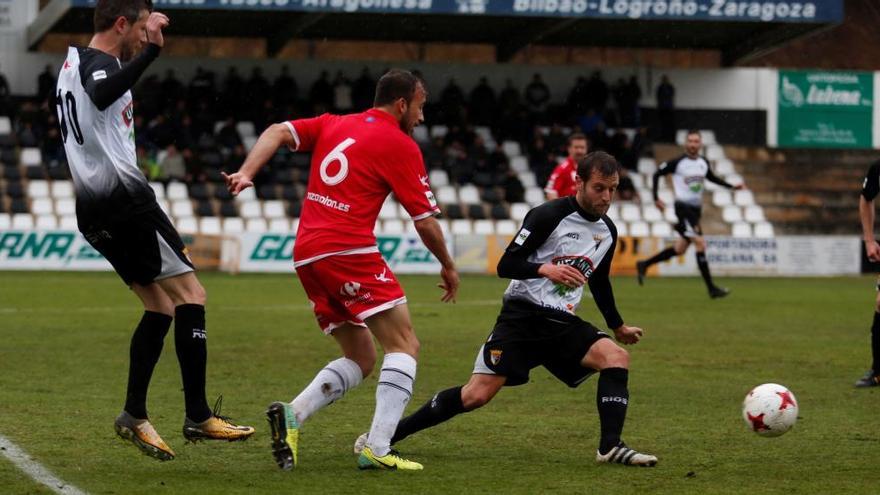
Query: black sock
872 312 880 373
391 386 467 445
124 311 173 419
696 251 715 290
174 304 211 422
597 368 629 454
643 247 677 268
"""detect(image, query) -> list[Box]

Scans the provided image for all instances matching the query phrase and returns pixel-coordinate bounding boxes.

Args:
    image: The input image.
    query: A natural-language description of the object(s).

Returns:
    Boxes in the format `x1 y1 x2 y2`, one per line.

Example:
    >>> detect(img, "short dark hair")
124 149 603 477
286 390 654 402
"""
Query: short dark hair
577 151 619 182
93 0 152 33
686 129 702 138
568 132 587 146
374 69 424 107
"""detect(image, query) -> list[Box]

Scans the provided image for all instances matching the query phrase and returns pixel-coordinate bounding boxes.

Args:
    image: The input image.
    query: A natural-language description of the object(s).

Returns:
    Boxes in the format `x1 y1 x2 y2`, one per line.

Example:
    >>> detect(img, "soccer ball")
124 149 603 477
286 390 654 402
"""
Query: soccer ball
741 383 798 437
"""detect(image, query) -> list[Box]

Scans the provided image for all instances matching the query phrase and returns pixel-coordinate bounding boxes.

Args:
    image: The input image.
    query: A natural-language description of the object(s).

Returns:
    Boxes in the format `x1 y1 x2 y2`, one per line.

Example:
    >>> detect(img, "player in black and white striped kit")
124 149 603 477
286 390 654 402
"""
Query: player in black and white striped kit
636 129 743 298
353 152 657 467
856 159 880 388
55 0 253 461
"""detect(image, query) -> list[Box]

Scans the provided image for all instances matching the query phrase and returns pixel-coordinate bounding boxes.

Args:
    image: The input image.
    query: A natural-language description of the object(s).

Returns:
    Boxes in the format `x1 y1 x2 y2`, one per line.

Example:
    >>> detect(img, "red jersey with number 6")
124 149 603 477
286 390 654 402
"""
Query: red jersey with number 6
286 109 439 267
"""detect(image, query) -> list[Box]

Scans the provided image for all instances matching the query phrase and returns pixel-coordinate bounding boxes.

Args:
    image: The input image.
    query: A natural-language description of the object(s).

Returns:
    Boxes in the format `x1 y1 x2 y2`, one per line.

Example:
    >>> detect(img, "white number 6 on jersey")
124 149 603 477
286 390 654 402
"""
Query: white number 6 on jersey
320 138 356 186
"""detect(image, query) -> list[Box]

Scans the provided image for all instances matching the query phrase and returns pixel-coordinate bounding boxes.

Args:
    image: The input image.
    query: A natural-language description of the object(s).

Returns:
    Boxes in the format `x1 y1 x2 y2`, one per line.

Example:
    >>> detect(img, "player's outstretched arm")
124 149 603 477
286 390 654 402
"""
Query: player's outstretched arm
223 123 294 196
413 216 459 302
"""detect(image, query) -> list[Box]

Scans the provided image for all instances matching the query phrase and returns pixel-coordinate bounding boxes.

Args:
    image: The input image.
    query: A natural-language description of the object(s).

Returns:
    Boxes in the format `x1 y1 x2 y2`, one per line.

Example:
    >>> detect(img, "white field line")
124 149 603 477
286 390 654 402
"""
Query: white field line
0 433 88 495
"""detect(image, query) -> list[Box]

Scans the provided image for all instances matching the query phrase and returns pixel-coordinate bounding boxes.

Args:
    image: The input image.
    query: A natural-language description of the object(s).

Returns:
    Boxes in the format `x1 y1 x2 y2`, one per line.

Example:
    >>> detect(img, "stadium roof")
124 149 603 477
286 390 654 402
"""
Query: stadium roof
29 0 845 65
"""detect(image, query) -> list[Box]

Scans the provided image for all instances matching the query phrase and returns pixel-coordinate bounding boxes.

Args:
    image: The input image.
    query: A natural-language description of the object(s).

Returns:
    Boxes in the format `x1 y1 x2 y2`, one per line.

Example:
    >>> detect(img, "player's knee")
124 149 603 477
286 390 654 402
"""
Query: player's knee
353 353 377 378
694 238 707 251
603 345 630 369
461 386 493 410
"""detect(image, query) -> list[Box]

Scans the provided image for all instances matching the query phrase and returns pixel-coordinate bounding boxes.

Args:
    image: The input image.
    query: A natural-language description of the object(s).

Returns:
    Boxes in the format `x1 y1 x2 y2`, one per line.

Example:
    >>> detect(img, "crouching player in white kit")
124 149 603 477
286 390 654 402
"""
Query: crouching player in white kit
354 151 658 466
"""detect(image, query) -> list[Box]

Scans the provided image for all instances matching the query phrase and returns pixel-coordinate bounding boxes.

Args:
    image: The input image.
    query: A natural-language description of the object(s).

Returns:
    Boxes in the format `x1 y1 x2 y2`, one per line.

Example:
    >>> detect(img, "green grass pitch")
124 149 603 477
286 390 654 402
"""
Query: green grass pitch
1 271 879 494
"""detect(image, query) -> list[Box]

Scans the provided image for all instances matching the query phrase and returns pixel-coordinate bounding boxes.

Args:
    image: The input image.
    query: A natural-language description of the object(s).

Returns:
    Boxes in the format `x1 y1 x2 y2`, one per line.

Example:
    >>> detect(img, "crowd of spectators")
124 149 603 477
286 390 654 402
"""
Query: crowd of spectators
2 64 673 207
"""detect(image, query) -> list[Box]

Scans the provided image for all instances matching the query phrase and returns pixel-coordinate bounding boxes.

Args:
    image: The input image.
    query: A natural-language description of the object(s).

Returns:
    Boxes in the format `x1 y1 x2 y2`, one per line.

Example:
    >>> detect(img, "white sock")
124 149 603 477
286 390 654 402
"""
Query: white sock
366 352 417 456
291 357 363 425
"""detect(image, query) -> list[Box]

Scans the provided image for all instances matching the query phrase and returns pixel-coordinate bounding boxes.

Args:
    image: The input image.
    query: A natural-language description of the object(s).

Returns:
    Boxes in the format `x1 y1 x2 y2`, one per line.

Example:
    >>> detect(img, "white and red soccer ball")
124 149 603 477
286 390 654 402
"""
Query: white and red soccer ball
742 383 799 437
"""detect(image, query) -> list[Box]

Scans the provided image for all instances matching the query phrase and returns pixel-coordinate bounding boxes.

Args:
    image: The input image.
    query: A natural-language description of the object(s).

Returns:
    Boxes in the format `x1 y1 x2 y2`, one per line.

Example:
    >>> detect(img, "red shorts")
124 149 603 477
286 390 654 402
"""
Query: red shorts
296 252 407 334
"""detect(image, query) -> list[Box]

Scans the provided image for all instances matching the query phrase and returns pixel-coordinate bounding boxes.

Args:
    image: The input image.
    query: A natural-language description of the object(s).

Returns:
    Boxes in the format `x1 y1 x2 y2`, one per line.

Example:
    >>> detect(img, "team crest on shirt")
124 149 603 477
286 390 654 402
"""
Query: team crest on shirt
489 349 503 365
122 101 133 127
340 281 361 297
514 228 531 245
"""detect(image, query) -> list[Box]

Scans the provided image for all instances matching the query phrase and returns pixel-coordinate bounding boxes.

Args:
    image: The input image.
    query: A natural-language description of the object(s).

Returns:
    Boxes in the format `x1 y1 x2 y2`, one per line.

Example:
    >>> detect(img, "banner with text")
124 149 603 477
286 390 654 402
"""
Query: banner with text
73 0 844 22
777 70 874 148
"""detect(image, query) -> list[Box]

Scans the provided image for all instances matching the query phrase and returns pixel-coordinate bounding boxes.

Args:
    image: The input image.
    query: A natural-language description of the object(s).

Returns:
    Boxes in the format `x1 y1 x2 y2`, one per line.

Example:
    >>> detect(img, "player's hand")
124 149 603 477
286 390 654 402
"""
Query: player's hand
733 184 746 190
438 265 459 303
654 199 666 211
221 171 254 196
145 12 169 47
614 325 643 345
538 263 586 289
866 239 880 262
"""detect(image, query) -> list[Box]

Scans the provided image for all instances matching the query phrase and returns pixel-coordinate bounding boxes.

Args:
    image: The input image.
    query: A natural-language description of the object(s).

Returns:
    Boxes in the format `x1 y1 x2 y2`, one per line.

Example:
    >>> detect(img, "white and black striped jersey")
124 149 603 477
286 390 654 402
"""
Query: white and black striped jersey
497 196 623 330
653 154 732 207
55 44 161 228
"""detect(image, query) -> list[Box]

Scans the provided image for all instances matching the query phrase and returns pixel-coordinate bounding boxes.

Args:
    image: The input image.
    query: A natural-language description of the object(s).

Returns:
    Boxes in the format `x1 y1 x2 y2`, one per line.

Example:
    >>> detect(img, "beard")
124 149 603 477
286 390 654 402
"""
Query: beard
119 40 139 62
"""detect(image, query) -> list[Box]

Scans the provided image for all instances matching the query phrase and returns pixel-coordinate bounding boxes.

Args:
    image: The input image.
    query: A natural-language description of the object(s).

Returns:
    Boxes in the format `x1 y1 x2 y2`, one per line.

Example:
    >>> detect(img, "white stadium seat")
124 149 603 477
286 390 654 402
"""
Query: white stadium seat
663 207 677 222
495 220 518 235
235 186 257 202
157 199 170 216
31 198 54 215
199 217 222 235
0 116 11 134
620 204 641 222
642 206 663 222
412 126 429 144
754 222 775 238
651 222 672 238
12 214 34 229
501 141 522 158
606 204 619 222
397 204 411 219
713 190 733 207
725 174 744 186
436 185 458 205
629 221 650 237
510 202 530 222
149 182 165 199
243 136 258 151
517 172 537 188
525 188 544 206
450 219 472 235
637 158 656 176
263 200 285 219
714 159 735 176
0 213 10 229
21 148 42 167
658 190 674 205
629 173 644 189
429 170 449 188
27 180 50 198
59 215 78 229
510 156 529 173
701 130 717 145
435 219 450 236
430 125 448 139
245 218 268 232
239 200 262 219
171 200 194 218
291 218 299 232
705 144 725 161
722 206 743 223
176 217 198 234
473 219 495 235
166 182 188 201
732 222 752 238
51 181 74 198
269 218 292 232
744 205 766 223
236 121 256 138
615 221 629 237
675 130 688 145
35 215 58 229
223 217 245 234
379 199 400 220
734 189 755 206
458 185 480 204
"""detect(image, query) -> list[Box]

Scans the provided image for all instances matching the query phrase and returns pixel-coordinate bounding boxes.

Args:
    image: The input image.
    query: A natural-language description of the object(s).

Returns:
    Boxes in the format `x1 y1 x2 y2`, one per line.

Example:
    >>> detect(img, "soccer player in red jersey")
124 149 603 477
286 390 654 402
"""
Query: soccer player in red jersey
544 132 588 200
224 69 459 471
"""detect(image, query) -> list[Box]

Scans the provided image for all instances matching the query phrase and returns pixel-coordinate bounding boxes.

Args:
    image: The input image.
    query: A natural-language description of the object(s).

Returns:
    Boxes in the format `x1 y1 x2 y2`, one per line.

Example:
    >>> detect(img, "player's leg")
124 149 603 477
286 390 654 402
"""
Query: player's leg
636 226 690 285
581 339 657 466
856 285 880 387
357 304 424 470
692 235 728 298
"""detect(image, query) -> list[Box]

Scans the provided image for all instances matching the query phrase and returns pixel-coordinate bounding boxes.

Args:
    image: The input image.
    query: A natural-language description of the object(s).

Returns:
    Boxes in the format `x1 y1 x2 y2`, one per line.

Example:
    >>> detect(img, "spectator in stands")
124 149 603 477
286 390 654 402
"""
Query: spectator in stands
499 78 521 113
147 113 176 150
469 77 496 126
135 73 162 121
221 67 244 114
524 73 551 120
499 163 525 204
160 69 184 110
352 67 375 111
274 65 298 105
0 62 9 103
137 145 161 181
309 71 334 113
18 122 39 148
42 121 65 168
656 75 676 142
578 108 604 136
422 136 447 171
188 66 216 106
333 71 353 112
37 65 56 104
545 132 588 200
586 71 609 114
623 76 642 127
545 123 567 155
217 117 243 151
616 168 639 203
448 141 476 185
159 145 187 183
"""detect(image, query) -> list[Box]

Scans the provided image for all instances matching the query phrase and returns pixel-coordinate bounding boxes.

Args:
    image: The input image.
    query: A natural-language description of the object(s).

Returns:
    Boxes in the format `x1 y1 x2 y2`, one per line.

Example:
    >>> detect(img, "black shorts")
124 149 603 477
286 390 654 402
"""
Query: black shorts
472 299 610 388
673 202 703 239
80 207 194 286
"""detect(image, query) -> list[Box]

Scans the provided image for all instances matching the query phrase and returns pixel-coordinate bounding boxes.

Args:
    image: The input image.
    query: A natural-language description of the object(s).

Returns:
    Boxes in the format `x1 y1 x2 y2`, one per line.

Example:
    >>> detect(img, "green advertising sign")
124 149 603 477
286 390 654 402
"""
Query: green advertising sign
778 70 874 148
